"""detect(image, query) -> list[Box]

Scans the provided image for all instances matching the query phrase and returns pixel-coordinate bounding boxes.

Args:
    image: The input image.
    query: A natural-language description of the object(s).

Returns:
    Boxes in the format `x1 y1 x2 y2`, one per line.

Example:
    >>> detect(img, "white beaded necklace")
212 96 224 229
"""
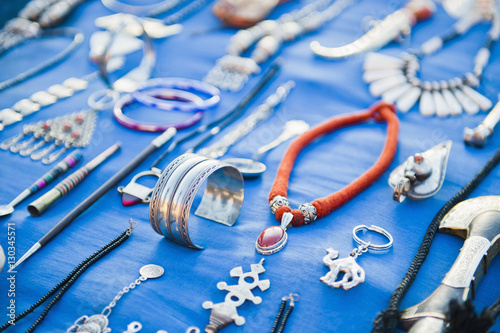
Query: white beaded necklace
363 1 499 117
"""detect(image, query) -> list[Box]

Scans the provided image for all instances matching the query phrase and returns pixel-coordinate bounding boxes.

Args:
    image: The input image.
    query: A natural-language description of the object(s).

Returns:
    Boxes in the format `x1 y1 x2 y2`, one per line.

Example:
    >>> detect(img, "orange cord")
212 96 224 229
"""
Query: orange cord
269 102 399 226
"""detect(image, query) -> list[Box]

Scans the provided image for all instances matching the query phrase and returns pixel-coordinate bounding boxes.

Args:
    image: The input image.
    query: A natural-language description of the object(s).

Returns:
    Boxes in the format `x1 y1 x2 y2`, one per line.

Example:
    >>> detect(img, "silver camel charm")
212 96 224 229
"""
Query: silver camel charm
320 247 366 290
321 225 393 290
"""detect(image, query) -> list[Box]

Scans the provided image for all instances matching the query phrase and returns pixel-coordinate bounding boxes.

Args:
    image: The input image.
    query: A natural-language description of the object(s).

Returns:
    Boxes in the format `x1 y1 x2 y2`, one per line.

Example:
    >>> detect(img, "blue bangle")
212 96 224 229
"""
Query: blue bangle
114 88 205 132
132 78 221 112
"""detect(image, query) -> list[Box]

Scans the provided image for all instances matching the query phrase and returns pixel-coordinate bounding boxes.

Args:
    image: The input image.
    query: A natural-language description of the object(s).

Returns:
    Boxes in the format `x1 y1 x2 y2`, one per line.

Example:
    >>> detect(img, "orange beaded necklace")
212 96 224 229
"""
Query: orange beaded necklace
256 102 400 255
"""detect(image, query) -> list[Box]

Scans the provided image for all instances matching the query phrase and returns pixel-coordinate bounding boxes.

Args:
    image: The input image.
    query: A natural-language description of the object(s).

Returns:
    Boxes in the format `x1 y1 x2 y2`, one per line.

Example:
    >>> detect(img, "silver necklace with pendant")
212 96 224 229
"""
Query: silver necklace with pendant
363 0 499 117
67 264 164 333
320 225 393 290
388 141 452 202
223 120 310 178
204 0 355 91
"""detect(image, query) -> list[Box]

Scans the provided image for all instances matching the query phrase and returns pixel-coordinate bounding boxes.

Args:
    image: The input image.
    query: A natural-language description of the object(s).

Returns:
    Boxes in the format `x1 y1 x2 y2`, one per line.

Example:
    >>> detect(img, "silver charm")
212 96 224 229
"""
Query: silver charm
464 96 500 147
67 264 164 333
388 141 452 202
320 225 393 290
203 259 270 332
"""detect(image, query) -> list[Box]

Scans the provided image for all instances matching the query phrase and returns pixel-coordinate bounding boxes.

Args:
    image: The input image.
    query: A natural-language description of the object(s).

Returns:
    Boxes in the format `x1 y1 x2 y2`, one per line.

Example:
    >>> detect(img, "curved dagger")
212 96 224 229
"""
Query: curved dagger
399 196 500 332
310 0 435 60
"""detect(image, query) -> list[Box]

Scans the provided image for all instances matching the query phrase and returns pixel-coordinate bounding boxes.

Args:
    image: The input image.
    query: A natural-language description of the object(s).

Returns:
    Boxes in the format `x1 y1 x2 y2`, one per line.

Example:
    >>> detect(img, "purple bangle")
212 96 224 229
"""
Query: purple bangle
132 78 221 112
113 88 205 132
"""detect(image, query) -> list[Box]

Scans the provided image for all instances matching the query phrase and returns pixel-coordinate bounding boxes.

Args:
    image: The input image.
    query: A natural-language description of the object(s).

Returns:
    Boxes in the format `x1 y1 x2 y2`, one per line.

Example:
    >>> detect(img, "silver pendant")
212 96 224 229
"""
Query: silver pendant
256 212 292 255
388 141 452 202
203 259 270 332
321 225 393 290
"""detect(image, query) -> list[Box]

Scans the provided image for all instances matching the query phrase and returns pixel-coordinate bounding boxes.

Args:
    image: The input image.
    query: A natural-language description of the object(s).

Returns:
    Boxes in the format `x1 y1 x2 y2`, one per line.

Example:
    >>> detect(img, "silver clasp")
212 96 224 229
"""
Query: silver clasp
118 169 161 206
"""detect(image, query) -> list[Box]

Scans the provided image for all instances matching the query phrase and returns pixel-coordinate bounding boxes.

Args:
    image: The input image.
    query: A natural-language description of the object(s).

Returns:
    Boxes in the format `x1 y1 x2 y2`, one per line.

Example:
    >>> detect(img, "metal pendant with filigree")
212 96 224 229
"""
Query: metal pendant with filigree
0 109 97 164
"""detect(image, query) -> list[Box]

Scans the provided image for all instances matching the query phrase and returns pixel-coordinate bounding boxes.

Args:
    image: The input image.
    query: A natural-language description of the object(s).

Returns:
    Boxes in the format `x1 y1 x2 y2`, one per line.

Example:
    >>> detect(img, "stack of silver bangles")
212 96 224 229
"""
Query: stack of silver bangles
149 153 244 249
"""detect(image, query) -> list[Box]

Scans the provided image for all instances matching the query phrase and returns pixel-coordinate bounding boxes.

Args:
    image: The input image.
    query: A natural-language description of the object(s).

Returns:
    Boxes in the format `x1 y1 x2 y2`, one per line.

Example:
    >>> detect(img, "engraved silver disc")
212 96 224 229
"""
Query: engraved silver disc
223 158 266 178
139 264 164 279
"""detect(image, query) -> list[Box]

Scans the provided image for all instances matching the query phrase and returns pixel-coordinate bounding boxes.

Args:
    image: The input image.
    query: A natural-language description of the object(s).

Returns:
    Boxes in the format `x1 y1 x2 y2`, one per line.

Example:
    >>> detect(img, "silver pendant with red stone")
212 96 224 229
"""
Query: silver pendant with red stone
256 212 293 255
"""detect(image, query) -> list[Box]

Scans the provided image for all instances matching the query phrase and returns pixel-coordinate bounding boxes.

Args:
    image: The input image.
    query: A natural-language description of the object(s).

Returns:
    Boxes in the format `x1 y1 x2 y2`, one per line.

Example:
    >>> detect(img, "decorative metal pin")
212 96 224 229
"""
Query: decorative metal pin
203 259 270 332
388 141 452 202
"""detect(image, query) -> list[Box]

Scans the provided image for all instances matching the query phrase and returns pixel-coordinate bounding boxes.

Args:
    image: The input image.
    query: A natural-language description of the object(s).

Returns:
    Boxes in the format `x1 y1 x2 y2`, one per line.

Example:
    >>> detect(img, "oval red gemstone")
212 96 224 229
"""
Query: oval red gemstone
257 226 285 247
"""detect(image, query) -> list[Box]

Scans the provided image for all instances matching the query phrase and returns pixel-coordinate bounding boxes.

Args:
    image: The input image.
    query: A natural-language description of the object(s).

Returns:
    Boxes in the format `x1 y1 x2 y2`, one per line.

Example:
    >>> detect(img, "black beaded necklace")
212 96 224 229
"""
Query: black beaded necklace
0 221 135 333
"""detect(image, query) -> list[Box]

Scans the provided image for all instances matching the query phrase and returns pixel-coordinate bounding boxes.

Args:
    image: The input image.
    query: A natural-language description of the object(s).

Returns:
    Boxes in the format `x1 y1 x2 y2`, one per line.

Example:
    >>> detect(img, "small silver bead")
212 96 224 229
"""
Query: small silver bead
270 195 290 214
299 203 317 224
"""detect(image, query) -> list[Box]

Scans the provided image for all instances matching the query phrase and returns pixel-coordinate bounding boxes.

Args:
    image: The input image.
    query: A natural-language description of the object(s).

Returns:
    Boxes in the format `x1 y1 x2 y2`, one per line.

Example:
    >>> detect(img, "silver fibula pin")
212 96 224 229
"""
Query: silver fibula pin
388 141 452 202
321 225 393 290
203 259 270 332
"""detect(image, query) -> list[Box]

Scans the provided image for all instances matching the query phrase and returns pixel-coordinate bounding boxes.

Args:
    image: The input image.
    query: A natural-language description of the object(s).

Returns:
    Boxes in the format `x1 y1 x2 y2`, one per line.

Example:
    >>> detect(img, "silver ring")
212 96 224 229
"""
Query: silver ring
149 153 244 249
352 225 393 251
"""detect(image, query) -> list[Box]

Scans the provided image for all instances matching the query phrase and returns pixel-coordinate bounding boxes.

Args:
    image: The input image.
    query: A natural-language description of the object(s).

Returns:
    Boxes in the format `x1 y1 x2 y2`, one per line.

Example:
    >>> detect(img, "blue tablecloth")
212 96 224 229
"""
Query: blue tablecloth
0 0 499 332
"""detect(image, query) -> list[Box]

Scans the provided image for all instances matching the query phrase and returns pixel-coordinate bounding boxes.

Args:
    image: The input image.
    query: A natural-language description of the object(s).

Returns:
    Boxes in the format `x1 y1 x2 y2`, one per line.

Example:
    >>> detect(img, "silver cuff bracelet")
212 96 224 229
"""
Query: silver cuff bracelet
149 153 244 249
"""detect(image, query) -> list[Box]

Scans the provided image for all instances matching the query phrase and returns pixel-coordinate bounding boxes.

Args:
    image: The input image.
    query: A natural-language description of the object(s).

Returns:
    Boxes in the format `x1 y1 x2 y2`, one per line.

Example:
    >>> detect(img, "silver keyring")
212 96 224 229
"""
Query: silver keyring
352 225 393 251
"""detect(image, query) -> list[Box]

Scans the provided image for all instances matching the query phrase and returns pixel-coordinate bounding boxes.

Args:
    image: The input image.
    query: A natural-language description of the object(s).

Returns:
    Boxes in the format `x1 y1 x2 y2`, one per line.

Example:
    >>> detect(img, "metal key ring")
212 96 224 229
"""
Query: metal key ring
352 225 393 251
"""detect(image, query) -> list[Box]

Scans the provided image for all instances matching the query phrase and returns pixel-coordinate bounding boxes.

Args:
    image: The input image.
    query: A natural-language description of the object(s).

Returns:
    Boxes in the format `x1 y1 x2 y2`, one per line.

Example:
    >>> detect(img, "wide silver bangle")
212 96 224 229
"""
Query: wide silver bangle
149 153 244 249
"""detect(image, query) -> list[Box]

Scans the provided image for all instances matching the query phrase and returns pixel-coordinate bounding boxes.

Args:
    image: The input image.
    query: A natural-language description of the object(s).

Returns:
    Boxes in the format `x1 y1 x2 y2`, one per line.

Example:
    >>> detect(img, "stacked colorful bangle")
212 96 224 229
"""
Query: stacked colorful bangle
113 78 221 132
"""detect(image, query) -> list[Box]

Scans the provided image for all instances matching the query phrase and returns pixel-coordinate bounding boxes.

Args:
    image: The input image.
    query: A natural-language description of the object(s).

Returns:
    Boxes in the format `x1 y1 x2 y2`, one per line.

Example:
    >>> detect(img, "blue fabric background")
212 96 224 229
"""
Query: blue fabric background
0 0 499 332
